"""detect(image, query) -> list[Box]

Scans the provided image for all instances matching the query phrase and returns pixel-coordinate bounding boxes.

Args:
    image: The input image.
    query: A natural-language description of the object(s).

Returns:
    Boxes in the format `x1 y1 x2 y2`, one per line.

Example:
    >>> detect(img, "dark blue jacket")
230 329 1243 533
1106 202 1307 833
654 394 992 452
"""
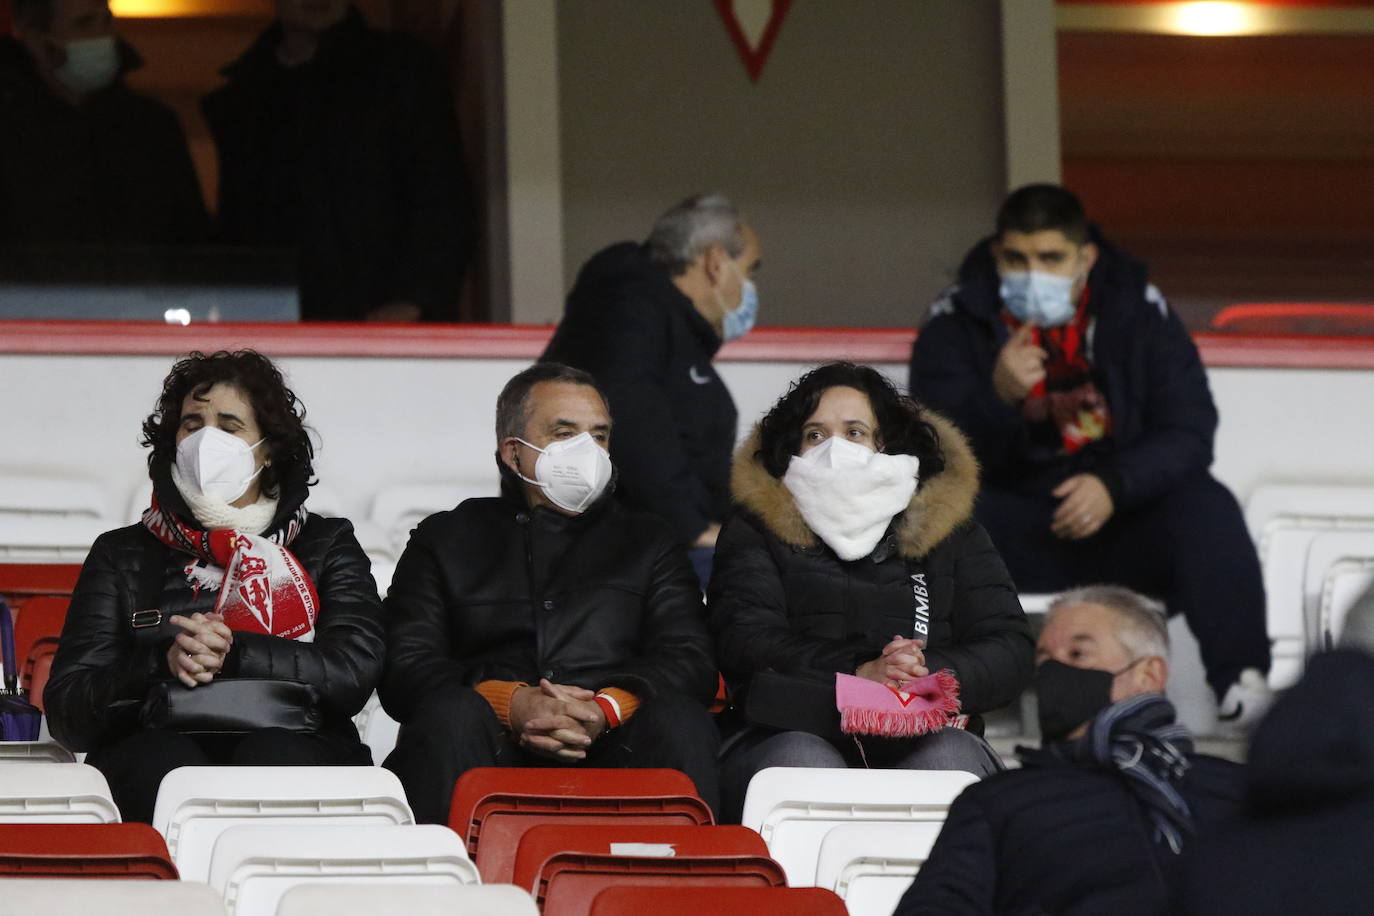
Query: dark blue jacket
1178 650 1374 915
542 242 736 544
908 233 1217 510
897 748 1244 915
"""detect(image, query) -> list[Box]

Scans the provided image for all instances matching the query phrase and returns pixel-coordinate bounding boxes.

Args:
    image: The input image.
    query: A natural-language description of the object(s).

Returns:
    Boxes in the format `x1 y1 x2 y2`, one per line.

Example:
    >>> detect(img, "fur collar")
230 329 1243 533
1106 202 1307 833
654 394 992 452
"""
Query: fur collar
730 409 979 559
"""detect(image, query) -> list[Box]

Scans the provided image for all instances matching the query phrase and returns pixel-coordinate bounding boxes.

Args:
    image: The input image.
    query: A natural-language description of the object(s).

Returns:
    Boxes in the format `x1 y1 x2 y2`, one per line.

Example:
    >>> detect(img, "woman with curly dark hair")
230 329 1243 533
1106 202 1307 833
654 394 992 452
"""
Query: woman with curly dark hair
709 362 1034 819
45 350 384 823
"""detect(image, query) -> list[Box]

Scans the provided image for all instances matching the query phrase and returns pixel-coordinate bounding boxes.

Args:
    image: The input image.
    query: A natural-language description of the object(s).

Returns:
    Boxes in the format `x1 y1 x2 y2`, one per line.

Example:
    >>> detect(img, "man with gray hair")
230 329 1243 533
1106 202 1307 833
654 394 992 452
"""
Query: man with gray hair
896 584 1244 915
542 193 762 585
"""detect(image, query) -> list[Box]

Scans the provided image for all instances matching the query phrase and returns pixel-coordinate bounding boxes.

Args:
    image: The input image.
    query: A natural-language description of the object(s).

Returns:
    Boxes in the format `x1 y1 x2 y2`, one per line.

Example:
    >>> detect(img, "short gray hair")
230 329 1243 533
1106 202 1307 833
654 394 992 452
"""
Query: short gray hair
496 362 605 443
1048 585 1170 660
645 193 746 276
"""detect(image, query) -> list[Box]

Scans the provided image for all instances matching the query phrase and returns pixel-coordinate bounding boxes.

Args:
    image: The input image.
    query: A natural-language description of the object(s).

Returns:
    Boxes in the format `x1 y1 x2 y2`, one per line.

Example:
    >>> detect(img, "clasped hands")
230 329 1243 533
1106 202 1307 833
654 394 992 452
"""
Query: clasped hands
856 635 928 690
164 611 234 688
509 678 608 762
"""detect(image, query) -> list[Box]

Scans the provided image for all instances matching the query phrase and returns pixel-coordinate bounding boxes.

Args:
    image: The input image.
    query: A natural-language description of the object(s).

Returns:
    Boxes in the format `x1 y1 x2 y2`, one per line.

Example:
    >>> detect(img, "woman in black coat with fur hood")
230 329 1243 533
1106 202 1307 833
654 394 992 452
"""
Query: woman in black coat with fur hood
709 363 1033 819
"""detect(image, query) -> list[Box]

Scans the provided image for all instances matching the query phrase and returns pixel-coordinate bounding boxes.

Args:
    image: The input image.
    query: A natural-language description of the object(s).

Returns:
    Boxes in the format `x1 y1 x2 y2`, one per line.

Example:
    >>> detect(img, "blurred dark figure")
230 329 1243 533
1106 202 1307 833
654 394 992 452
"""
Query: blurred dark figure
1178 588 1374 916
0 0 208 251
203 0 472 322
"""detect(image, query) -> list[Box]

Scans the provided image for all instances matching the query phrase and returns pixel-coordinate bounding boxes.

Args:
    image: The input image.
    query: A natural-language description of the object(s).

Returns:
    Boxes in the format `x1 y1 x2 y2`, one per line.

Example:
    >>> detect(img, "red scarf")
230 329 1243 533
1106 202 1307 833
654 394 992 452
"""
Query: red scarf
143 495 319 641
1004 289 1112 455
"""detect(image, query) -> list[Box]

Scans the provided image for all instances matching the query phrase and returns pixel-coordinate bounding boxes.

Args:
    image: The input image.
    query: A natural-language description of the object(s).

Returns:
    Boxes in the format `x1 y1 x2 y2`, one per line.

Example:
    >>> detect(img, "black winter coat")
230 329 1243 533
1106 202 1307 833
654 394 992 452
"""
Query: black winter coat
1178 649 1374 915
45 489 384 753
909 232 1217 511
709 414 1033 727
379 487 717 724
898 750 1245 915
0 37 207 249
202 9 470 321
541 242 736 544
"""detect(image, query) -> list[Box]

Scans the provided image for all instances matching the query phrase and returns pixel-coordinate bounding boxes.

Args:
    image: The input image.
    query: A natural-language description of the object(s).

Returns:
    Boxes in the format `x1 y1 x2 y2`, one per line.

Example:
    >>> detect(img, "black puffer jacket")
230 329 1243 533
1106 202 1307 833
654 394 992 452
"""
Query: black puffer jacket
909 232 1216 510
379 482 716 724
541 242 737 544
899 750 1244 915
45 476 384 752
708 413 1033 722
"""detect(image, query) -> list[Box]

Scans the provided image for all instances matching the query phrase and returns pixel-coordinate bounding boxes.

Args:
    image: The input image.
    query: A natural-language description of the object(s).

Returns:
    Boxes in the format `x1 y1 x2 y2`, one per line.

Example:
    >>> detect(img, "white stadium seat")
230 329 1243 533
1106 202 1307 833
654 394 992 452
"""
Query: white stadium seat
209 823 478 916
0 741 76 764
0 878 226 915
371 480 492 555
1260 516 1374 687
0 762 118 823
152 765 413 884
814 821 942 916
1302 530 1374 649
1244 483 1374 544
740 767 978 887
1320 558 1374 650
276 882 538 916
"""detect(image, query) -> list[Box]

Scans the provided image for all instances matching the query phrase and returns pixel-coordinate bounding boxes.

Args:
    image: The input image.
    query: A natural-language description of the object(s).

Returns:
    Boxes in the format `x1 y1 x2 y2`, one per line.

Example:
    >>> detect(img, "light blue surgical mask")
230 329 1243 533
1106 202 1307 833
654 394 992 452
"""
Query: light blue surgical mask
723 279 758 343
54 35 120 95
999 270 1077 327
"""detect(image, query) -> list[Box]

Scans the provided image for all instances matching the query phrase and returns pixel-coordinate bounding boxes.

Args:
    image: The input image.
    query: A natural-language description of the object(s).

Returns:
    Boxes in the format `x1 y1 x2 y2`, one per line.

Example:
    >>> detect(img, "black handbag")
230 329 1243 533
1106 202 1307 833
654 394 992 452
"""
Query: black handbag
140 677 323 736
0 597 42 742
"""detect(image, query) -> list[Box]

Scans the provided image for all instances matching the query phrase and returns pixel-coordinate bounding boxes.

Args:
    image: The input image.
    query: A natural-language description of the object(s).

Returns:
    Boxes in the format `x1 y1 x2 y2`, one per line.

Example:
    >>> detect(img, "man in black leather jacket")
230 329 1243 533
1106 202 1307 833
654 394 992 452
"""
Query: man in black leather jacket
380 363 719 823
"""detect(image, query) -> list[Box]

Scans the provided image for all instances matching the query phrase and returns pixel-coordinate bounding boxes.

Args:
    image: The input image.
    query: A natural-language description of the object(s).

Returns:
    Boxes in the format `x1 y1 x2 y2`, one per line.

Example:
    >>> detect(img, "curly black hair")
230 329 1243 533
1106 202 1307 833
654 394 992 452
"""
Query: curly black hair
141 350 314 498
755 362 946 480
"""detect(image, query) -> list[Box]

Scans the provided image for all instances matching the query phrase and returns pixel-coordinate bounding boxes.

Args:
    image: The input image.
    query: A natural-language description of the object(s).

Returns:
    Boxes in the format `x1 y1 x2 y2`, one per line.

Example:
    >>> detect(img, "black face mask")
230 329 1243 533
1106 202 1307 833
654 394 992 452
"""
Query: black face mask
1034 658 1141 741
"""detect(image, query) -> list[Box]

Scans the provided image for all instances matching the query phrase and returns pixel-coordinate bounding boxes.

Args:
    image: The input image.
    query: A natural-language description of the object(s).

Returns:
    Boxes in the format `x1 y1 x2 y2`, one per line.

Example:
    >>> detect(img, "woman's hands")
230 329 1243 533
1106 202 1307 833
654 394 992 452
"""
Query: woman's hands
856 635 928 689
165 612 234 688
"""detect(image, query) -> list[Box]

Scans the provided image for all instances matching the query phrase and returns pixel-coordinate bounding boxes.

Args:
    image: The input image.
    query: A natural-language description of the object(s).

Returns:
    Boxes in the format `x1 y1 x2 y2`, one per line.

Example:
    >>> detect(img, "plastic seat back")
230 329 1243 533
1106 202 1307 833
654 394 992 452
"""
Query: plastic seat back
0 823 176 879
152 765 413 884
515 824 783 916
0 762 118 824
1211 303 1374 336
814 821 942 915
0 741 75 763
590 885 848 916
1245 484 1374 545
0 878 226 914
209 823 477 916
277 883 540 916
450 767 712 884
740 767 978 887
13 595 68 671
1303 530 1374 643
1320 559 1374 649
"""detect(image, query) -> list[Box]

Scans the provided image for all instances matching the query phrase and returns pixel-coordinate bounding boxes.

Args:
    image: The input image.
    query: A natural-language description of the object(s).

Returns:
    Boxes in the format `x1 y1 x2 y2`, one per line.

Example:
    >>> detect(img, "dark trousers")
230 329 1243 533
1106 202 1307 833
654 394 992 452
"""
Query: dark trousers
978 472 1270 697
383 686 721 825
86 726 372 825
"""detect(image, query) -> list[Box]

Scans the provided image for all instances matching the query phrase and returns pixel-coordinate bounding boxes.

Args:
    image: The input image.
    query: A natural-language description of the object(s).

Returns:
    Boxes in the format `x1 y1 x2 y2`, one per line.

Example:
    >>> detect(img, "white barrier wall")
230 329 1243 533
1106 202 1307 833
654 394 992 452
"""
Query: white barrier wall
2 351 1371 529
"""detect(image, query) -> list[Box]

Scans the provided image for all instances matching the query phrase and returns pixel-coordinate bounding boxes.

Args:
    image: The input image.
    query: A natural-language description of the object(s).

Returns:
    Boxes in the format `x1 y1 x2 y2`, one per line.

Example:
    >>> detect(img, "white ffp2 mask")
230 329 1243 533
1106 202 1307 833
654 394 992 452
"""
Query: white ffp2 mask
175 427 265 504
513 432 613 513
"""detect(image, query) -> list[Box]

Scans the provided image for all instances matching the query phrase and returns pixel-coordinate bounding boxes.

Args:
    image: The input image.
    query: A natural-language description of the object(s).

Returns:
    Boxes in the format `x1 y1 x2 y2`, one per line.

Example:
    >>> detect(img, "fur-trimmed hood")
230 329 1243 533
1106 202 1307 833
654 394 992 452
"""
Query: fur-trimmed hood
730 409 979 559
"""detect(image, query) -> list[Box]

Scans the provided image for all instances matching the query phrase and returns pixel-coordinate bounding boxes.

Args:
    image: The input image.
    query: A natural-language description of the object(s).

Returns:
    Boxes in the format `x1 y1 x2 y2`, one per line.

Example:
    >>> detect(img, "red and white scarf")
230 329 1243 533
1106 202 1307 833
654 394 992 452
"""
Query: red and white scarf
143 494 319 642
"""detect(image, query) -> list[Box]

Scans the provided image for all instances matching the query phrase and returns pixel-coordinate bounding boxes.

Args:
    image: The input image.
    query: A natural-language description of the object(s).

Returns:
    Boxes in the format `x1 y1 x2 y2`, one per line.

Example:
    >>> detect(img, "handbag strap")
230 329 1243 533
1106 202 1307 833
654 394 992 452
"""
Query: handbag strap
0 596 16 693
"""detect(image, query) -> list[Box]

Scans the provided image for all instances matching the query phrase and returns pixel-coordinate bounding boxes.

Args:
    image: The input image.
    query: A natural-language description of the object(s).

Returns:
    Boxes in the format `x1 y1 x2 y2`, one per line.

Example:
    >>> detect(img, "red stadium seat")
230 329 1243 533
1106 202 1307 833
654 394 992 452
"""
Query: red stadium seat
1211 302 1374 336
0 563 82 609
515 824 785 916
0 823 178 879
449 767 713 884
14 595 68 711
590 885 848 916
25 646 57 712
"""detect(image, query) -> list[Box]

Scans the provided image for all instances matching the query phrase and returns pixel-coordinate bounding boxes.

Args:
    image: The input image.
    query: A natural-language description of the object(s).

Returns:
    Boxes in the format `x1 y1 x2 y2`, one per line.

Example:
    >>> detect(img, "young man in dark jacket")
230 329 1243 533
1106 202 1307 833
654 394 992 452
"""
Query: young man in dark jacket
897 587 1245 916
909 184 1271 729
203 0 471 321
380 363 720 824
541 194 761 585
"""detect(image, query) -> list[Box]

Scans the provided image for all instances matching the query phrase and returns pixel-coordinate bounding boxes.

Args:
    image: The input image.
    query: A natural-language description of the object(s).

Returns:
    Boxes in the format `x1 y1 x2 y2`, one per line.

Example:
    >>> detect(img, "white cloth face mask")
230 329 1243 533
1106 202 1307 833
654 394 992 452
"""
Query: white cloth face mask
175 427 265 504
513 432 613 513
783 436 921 561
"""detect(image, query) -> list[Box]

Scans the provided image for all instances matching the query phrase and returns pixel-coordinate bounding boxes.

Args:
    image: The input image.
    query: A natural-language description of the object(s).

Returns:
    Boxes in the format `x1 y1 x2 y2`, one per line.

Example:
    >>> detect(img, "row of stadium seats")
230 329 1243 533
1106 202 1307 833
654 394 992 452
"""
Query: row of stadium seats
0 761 971 915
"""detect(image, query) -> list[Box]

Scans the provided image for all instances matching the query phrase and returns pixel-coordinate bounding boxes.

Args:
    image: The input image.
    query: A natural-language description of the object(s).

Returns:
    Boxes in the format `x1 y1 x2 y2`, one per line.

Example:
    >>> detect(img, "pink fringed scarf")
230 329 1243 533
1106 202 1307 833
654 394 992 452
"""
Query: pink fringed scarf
836 670 962 737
